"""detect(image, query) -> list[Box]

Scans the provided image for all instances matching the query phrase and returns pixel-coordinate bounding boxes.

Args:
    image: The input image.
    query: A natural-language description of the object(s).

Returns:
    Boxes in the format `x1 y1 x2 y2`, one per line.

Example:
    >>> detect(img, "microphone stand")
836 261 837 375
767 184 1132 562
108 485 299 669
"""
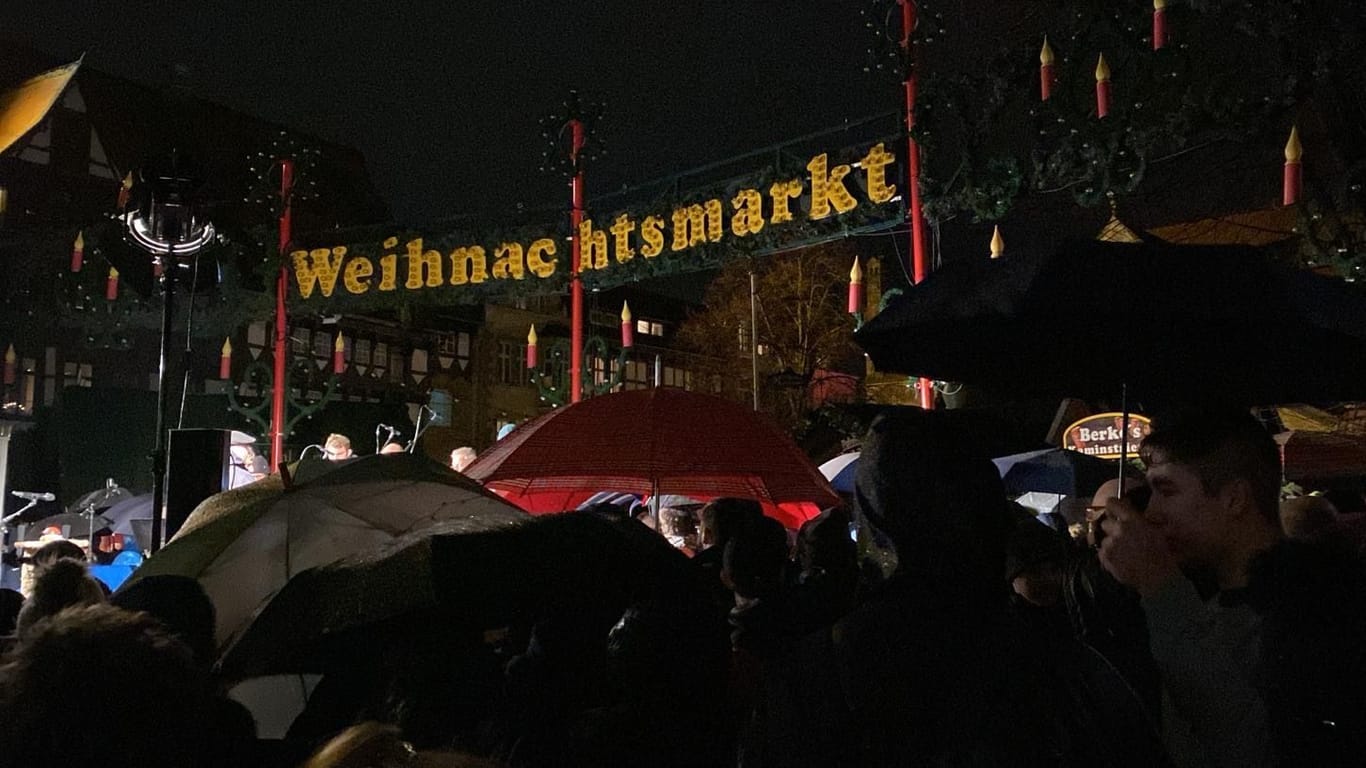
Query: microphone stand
408 405 436 454
1 498 40 580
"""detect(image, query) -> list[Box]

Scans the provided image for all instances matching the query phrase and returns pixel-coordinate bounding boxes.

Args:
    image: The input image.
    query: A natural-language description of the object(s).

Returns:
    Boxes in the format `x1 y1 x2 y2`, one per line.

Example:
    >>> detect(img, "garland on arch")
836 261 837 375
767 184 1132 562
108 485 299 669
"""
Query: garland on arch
878 0 1366 274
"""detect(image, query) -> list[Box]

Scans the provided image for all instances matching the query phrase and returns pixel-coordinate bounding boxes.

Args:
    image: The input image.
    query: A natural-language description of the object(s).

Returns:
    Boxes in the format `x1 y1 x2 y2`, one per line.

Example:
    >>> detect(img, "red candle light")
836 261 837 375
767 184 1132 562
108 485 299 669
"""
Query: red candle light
332 333 346 374
70 231 84 273
990 225 1005 259
1095 54 1112 119
526 325 538 369
1040 37 1056 102
105 266 119 301
621 302 634 349
3 344 15 386
117 172 133 210
848 257 864 315
1153 0 1168 50
220 337 233 380
1283 125 1303 206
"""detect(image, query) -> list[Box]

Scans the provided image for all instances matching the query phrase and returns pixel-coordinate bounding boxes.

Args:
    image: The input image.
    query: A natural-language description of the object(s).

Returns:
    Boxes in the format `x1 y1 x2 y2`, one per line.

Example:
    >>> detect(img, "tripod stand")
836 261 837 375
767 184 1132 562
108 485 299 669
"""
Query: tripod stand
0 498 40 589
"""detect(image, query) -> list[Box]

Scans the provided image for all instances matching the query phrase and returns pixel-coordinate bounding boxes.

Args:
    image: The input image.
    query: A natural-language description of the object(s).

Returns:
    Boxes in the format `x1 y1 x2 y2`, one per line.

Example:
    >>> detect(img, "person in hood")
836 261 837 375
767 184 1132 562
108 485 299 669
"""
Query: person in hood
826 410 1169 767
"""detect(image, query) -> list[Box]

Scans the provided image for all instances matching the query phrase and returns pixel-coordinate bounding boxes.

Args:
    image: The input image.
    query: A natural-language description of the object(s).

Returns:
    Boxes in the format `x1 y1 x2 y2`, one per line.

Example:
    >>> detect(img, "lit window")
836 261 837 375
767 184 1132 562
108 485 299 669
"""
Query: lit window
663 366 691 390
372 342 388 378
635 319 666 337
624 360 650 390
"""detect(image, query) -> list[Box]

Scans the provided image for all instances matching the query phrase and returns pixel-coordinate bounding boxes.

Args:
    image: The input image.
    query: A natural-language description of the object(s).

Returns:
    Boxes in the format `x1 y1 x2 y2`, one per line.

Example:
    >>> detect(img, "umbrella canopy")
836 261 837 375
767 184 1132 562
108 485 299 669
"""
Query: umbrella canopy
818 452 860 494
122 453 530 652
466 387 839 529
99 492 154 537
219 511 697 679
67 483 135 513
1277 430 1366 482
26 511 113 537
855 241 1366 405
992 448 1117 498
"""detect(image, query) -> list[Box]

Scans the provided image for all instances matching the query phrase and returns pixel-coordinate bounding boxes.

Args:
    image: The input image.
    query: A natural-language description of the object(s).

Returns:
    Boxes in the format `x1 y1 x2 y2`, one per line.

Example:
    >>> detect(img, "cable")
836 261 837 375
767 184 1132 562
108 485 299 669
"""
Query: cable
176 252 204 429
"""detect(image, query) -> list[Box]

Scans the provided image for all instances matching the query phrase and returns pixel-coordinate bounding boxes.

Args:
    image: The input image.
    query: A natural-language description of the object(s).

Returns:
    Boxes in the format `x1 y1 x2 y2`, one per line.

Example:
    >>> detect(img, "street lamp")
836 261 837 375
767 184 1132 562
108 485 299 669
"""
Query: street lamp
121 151 214 553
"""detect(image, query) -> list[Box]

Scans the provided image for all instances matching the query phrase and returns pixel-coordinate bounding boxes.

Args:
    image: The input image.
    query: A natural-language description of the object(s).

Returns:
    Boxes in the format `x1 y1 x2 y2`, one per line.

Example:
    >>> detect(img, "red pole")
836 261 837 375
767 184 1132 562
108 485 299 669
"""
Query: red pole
901 0 935 409
569 119 585 404
270 159 294 467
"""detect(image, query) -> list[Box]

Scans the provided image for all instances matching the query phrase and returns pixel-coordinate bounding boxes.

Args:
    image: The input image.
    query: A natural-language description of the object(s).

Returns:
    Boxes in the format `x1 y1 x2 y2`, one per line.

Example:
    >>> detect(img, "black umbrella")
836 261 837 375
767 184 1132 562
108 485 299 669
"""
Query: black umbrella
855 241 1366 406
218 511 697 679
67 483 135 514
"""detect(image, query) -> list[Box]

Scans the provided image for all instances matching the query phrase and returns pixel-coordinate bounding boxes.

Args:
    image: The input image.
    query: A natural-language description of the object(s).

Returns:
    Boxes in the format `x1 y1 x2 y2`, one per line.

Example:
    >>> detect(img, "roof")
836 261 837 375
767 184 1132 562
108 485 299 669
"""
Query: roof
0 58 79 156
1151 207 1299 247
0 45 389 232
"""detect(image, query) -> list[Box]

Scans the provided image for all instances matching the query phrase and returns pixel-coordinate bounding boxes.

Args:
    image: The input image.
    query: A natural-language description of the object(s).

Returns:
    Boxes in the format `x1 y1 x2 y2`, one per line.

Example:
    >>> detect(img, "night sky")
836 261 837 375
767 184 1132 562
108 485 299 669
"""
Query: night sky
1 2 934 226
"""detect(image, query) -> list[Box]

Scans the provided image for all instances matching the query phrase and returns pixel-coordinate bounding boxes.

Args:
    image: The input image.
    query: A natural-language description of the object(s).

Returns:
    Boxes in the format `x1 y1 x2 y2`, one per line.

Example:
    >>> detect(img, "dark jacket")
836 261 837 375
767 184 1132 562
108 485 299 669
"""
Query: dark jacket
780 412 1171 767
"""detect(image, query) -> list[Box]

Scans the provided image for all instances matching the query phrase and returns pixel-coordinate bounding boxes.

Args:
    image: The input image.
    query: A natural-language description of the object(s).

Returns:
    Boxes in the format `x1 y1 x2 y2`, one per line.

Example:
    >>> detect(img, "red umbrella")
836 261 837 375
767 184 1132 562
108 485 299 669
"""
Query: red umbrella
1276 431 1366 482
466 387 839 529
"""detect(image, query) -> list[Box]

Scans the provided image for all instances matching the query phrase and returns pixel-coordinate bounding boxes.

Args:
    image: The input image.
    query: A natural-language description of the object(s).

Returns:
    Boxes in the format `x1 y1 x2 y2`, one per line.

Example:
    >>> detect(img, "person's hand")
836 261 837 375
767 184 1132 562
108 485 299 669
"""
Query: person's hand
1098 497 1182 597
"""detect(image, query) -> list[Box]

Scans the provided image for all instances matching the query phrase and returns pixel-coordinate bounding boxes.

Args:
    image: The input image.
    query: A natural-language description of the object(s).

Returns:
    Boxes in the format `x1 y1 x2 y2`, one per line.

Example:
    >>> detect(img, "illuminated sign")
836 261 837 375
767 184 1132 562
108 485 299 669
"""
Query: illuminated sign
290 142 901 304
1062 412 1152 460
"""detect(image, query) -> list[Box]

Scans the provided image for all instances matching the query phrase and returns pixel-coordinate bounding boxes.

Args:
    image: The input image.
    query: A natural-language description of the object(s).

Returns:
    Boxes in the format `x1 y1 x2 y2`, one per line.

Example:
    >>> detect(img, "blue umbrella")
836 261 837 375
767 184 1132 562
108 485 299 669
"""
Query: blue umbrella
818 453 860 494
992 448 1116 499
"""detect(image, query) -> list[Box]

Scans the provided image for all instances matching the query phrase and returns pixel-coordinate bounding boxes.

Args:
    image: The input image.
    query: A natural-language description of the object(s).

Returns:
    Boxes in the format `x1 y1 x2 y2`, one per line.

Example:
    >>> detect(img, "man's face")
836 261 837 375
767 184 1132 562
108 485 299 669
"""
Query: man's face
325 444 351 461
1143 451 1231 570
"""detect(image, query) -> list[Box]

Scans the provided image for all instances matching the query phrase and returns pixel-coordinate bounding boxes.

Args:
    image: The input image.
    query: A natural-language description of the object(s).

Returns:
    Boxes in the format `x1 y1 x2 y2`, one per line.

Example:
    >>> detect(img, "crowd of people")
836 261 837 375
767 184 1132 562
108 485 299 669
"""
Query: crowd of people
2 407 1366 766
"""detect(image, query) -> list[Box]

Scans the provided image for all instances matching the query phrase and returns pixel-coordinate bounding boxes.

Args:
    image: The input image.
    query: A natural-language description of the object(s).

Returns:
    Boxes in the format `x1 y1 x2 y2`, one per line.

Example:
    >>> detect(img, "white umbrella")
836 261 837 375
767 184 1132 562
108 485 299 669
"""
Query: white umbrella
123 454 529 651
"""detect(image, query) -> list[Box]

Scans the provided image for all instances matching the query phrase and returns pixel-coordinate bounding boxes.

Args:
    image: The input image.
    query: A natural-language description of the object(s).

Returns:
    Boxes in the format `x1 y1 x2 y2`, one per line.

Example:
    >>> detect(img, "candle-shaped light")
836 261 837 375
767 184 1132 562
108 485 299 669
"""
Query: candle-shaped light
848 256 865 315
621 301 635 349
1040 37 1056 102
219 338 233 380
117 171 133 210
70 231 84 273
3 344 15 385
526 325 539 369
1095 53 1112 119
990 225 1006 259
105 266 119 300
332 333 346 374
1283 125 1303 206
1153 0 1168 50
153 256 164 279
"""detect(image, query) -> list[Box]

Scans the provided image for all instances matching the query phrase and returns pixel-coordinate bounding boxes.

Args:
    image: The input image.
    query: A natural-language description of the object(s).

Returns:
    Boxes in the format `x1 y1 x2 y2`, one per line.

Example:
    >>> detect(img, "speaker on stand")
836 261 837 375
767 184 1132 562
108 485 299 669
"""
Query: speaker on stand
163 428 232 545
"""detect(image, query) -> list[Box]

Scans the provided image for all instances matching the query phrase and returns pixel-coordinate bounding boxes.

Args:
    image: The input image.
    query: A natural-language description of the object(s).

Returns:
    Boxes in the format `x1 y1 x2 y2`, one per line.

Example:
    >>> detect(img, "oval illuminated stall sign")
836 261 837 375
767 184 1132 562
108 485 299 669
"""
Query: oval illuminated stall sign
1062 412 1153 460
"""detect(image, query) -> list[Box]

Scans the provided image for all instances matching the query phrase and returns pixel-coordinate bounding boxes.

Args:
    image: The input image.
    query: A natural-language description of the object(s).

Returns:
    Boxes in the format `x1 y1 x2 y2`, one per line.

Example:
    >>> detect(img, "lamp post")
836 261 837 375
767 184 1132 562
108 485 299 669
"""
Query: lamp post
539 91 603 404
863 0 935 409
270 159 294 468
121 152 214 553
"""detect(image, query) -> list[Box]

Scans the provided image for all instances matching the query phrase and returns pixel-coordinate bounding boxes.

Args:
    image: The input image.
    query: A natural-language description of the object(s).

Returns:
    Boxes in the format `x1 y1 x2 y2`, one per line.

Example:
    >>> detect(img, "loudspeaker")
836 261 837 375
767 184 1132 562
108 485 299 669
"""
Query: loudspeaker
165 429 231 541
